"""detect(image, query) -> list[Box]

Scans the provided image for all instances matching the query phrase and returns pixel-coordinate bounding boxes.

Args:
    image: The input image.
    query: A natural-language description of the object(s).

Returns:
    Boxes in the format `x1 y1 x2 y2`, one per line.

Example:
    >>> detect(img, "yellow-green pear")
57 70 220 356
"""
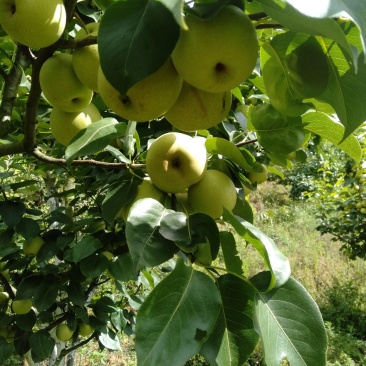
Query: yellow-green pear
0 0 66 49
50 103 101 146
101 251 114 260
164 82 232 131
248 164 268 185
146 132 207 193
11 298 32 314
40 53 94 112
22 235 44 257
172 5 258 93
56 323 74 341
98 58 182 122
79 323 94 337
188 169 237 219
73 22 100 91
0 291 9 304
118 178 165 221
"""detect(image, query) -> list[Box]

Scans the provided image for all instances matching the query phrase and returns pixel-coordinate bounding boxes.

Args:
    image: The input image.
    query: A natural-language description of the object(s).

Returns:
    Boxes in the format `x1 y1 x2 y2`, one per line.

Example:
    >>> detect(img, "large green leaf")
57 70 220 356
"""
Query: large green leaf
282 0 366 59
33 276 61 312
108 254 137 282
99 0 180 94
254 277 327 366
65 118 125 163
0 339 15 363
135 259 222 366
66 236 102 263
258 0 354 61
126 198 178 271
29 331 55 363
15 218 40 242
223 210 290 291
302 111 362 163
0 201 25 227
200 274 259 366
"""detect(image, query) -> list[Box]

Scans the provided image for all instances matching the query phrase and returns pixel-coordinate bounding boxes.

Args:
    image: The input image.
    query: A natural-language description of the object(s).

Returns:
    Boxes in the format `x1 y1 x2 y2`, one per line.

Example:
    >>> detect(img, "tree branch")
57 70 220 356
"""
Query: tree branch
31 148 145 170
0 45 32 138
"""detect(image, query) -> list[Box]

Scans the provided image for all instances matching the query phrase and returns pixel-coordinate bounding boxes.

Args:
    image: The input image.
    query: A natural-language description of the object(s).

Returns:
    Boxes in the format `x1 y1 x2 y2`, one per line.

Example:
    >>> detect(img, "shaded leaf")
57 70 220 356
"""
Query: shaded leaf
99 0 180 94
126 198 178 271
80 253 109 278
254 277 327 366
29 331 55 363
201 274 259 366
69 237 102 263
67 281 88 307
219 231 244 276
33 277 60 312
15 218 40 242
136 259 221 366
109 254 137 282
0 201 26 227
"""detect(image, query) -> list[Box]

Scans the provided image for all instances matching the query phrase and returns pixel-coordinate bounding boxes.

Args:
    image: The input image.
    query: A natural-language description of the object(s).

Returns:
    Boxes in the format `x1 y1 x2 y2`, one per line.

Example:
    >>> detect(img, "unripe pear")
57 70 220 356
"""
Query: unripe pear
188 170 237 219
11 298 32 314
172 5 258 93
164 82 232 131
0 0 66 49
56 323 74 341
50 103 101 146
40 53 93 112
22 235 44 257
146 132 207 193
98 58 182 122
73 22 100 91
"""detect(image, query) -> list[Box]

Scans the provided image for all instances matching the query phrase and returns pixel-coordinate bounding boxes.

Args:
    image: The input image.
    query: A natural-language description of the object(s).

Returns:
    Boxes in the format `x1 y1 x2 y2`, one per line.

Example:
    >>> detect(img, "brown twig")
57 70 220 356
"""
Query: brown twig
235 138 258 147
31 148 145 170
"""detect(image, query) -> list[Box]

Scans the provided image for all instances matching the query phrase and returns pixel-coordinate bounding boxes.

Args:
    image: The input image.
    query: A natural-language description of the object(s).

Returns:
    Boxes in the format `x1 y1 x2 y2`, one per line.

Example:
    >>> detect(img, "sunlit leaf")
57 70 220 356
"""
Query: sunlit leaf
254 277 327 366
136 259 221 366
223 210 290 291
65 118 125 163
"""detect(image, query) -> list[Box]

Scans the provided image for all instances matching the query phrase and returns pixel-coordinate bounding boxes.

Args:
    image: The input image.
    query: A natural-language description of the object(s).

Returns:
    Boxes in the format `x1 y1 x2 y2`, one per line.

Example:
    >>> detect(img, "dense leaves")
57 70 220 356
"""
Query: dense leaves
0 0 365 365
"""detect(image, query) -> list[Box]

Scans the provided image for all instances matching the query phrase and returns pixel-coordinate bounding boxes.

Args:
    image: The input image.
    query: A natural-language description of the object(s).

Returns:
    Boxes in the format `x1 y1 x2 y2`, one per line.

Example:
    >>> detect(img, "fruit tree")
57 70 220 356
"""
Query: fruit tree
0 0 365 365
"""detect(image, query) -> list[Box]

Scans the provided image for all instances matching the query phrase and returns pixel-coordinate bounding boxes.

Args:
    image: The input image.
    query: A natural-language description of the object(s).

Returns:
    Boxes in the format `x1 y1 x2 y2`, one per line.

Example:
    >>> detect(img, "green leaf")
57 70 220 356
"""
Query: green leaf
98 329 121 350
282 0 366 59
67 281 87 307
99 0 180 94
0 201 26 227
65 118 125 163
219 231 244 276
254 277 327 366
223 210 290 291
317 43 366 138
14 310 37 331
249 103 306 155
80 253 109 278
302 111 362 163
15 218 40 242
101 174 139 225
16 275 42 299
109 254 137 282
232 196 253 224
29 331 55 363
258 0 354 61
0 339 15 363
200 274 259 366
126 198 178 271
67 236 102 263
136 259 222 366
159 212 191 247
205 137 256 172
110 308 128 332
33 276 60 312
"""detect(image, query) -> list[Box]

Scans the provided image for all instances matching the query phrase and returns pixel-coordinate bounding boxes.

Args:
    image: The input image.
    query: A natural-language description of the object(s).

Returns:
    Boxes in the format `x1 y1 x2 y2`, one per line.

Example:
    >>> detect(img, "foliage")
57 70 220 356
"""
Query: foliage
0 0 365 365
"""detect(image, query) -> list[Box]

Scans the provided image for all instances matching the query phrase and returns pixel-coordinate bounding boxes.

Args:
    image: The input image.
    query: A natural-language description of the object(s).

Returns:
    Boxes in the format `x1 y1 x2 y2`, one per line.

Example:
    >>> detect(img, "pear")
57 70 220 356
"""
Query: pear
165 82 232 131
172 5 258 93
0 0 66 49
50 103 101 146
98 58 182 122
188 170 237 219
73 22 100 92
40 53 93 113
146 132 207 194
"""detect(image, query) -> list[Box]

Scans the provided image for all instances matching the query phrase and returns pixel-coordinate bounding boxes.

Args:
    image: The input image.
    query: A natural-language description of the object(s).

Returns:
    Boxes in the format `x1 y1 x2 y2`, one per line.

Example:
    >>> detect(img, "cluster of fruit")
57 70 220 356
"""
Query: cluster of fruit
119 132 238 221
98 5 259 132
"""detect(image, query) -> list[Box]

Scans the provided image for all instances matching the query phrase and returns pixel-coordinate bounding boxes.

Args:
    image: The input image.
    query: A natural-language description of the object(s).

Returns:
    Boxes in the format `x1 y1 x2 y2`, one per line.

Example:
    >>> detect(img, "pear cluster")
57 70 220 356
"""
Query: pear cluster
39 22 103 146
98 5 258 131
119 132 238 221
